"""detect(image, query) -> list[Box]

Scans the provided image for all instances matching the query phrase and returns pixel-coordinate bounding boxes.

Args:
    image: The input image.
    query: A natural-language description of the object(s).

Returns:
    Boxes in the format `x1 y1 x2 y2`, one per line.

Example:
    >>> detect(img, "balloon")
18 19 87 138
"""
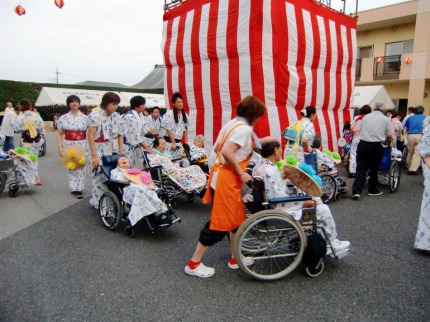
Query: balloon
14 5 26 16
54 0 65 9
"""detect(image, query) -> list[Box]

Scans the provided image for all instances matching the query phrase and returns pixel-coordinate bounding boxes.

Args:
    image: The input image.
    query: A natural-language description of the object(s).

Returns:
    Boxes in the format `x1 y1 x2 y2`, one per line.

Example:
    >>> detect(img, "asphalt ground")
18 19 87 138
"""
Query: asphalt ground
1 132 429 321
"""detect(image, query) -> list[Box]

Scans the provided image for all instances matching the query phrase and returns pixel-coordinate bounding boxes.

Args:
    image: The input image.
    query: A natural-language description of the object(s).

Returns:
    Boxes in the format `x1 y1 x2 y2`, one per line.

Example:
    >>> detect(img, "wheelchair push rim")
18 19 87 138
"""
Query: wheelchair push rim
319 174 337 204
99 191 123 230
233 210 306 281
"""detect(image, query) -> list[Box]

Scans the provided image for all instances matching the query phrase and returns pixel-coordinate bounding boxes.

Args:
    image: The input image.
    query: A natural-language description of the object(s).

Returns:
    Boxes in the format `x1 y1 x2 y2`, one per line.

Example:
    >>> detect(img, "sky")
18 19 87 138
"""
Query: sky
0 0 409 87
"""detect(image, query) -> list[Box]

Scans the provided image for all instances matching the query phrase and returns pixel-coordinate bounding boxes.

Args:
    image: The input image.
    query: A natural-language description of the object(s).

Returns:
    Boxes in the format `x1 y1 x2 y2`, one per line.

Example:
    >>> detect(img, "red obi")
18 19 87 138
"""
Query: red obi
65 130 86 141
95 134 109 143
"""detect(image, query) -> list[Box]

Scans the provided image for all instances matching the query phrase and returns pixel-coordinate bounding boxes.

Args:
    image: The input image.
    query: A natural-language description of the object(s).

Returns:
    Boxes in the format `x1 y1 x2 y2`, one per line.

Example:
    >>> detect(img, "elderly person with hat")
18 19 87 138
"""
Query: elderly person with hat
351 101 393 200
404 105 427 175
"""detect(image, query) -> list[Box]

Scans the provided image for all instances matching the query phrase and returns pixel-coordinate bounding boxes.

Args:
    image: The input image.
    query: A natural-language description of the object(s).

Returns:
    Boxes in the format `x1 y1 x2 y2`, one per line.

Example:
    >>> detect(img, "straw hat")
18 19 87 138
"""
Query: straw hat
282 164 322 197
60 145 86 171
9 149 34 163
123 171 156 190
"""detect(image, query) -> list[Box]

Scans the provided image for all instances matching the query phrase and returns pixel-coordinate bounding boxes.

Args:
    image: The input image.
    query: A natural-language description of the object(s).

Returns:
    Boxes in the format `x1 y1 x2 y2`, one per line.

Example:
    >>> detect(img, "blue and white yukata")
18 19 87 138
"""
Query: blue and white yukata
13 111 45 185
161 110 188 159
415 118 430 251
57 111 88 192
87 109 122 209
110 167 167 226
143 115 162 148
252 158 338 242
284 117 316 164
121 110 146 169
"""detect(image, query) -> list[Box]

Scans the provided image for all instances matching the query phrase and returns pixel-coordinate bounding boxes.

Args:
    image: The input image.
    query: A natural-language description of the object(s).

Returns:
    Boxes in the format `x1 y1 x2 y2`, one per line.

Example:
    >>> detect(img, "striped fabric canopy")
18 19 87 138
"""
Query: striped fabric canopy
162 0 357 151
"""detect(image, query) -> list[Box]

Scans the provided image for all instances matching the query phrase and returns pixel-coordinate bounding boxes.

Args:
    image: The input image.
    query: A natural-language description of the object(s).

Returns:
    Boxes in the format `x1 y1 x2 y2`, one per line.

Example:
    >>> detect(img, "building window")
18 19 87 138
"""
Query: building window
358 46 373 59
385 40 414 55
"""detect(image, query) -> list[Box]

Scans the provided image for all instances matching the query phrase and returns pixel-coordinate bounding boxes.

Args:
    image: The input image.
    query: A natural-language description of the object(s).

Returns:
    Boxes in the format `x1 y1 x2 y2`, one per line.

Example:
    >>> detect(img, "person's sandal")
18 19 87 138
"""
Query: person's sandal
184 263 215 278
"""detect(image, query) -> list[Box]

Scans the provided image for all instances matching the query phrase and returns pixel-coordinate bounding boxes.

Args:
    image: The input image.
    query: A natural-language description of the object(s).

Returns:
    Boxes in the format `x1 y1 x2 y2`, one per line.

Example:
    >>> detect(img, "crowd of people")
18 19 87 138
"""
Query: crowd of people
1 95 429 279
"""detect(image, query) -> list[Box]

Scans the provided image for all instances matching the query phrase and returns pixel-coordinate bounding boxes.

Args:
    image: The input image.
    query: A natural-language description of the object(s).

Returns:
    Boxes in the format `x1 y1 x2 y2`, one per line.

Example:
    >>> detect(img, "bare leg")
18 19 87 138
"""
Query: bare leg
190 242 208 262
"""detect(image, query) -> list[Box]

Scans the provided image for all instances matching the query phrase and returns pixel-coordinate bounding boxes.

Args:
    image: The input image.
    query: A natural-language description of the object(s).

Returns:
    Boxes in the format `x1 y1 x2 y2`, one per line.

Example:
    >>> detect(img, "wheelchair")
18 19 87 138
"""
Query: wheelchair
98 154 181 237
142 152 206 207
375 146 401 192
233 176 349 281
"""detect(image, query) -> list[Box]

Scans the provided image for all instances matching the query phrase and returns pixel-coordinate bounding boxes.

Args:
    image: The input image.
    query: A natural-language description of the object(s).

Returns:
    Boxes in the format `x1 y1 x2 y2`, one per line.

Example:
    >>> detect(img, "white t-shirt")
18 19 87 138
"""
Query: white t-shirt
208 118 253 189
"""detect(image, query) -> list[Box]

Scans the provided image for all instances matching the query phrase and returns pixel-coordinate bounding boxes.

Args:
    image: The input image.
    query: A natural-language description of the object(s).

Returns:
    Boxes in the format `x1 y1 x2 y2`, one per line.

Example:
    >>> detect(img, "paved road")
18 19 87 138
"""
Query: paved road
1 132 429 321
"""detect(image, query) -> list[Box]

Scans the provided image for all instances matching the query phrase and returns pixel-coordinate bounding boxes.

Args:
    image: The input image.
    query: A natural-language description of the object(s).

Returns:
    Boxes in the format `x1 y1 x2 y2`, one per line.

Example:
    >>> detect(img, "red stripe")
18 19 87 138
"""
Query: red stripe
332 23 344 146
163 19 174 108
322 18 333 151
176 15 188 114
191 7 205 136
276 0 290 147
249 0 269 137
293 6 306 119
207 0 222 141
309 11 322 138
226 0 240 119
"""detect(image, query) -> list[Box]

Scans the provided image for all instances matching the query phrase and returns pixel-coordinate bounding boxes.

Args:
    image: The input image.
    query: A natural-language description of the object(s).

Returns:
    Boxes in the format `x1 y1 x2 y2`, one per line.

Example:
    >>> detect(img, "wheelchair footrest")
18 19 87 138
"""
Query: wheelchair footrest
327 248 349 260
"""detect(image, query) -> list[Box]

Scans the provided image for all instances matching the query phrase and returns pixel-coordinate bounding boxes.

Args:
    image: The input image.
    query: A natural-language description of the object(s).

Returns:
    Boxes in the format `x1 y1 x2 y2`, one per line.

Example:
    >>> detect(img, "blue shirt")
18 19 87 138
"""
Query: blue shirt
405 114 427 134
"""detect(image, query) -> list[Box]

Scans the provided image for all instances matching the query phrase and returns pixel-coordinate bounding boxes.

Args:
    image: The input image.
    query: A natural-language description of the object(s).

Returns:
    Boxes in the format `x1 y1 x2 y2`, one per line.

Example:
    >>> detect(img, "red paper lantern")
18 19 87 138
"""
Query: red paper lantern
376 57 383 64
14 5 26 16
54 0 65 9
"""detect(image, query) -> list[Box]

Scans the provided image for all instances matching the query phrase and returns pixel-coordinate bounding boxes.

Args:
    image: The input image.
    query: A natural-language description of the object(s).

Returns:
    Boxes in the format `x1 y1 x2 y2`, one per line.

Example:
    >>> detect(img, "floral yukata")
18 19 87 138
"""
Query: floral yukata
110 168 167 226
121 111 145 168
415 119 430 251
13 111 44 185
57 111 88 192
161 110 188 159
284 117 316 163
252 158 338 242
88 109 122 208
189 144 208 161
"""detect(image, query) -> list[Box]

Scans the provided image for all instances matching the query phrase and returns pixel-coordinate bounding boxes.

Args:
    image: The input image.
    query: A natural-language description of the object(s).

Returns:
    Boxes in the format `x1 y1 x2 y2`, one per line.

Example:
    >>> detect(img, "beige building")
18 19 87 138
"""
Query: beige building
356 0 430 115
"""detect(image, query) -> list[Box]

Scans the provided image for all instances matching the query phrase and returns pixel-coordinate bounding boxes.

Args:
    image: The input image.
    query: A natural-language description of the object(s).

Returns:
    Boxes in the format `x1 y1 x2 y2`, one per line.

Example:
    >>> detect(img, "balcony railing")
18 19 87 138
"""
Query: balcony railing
373 55 402 80
356 59 362 80
164 0 187 11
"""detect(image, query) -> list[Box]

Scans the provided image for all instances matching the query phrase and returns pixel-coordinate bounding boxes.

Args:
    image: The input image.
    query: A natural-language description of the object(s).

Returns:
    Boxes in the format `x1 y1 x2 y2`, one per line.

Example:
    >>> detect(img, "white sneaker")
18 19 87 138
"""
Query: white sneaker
184 263 215 278
228 256 254 270
327 239 350 254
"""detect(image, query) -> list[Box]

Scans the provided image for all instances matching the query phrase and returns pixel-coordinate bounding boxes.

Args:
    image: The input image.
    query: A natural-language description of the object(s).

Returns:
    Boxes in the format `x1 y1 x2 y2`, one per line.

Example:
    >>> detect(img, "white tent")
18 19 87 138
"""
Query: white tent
352 85 395 110
35 87 166 108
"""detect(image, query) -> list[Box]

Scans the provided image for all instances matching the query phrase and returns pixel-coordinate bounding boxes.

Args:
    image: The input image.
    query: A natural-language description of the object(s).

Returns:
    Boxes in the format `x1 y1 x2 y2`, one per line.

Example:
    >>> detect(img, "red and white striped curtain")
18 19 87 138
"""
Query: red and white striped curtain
162 0 357 151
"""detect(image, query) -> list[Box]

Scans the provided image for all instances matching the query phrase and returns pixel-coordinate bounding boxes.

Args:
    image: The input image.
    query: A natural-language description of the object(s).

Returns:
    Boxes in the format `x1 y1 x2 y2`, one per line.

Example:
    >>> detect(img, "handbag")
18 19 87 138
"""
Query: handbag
282 121 303 154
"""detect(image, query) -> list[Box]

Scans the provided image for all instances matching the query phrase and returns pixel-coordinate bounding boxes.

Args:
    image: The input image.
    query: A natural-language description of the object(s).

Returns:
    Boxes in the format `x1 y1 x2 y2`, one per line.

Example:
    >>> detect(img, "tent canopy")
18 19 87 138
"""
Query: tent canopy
35 87 166 108
353 86 395 110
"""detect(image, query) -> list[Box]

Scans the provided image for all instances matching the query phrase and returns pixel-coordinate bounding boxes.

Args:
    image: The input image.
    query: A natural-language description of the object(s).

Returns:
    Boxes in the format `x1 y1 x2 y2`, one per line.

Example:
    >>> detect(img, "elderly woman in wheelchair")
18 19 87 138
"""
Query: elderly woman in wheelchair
98 154 180 236
236 137 350 280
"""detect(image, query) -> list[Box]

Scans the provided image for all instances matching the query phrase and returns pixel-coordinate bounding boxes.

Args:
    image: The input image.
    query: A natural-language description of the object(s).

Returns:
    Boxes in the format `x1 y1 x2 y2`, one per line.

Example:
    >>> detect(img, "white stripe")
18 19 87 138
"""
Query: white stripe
183 10 196 143
170 17 180 94
327 20 338 149
302 9 314 108
286 2 298 123
217 0 232 128
336 24 349 147
162 21 169 108
199 4 213 144
262 0 279 139
316 15 328 150
238 0 252 98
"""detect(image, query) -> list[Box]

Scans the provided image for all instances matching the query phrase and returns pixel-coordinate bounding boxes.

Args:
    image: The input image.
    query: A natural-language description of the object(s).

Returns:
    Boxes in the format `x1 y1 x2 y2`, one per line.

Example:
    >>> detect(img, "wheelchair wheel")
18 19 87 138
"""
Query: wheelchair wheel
38 140 46 157
0 172 6 194
99 191 123 230
320 174 337 204
8 183 19 198
125 225 135 237
305 259 324 278
401 147 408 169
389 161 401 192
233 210 306 281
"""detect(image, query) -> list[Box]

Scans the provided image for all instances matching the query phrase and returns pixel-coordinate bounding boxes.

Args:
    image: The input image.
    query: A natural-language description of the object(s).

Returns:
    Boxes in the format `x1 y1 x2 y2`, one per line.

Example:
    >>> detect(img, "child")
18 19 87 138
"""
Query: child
111 156 172 226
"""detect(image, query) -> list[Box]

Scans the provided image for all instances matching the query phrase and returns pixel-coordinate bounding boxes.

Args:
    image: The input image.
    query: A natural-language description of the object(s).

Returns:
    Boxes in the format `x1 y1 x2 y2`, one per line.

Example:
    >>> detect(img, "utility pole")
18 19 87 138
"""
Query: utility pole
56 67 62 84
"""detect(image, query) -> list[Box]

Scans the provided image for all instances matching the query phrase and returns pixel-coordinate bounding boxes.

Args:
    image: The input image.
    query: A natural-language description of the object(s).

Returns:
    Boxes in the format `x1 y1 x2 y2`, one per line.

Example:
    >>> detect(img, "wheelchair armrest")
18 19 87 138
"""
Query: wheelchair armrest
267 195 313 204
108 179 130 187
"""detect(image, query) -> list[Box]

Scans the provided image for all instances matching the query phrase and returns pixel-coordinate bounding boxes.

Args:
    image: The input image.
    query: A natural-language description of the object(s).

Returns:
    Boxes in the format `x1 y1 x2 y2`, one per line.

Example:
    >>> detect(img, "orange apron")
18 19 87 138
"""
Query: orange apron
203 124 253 231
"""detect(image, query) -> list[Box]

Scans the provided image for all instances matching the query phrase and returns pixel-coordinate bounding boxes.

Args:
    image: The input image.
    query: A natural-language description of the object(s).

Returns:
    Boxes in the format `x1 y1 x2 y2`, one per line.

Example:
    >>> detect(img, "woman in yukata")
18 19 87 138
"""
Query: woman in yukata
87 92 124 209
415 116 430 253
57 95 88 199
284 106 317 164
13 99 45 185
161 92 188 159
